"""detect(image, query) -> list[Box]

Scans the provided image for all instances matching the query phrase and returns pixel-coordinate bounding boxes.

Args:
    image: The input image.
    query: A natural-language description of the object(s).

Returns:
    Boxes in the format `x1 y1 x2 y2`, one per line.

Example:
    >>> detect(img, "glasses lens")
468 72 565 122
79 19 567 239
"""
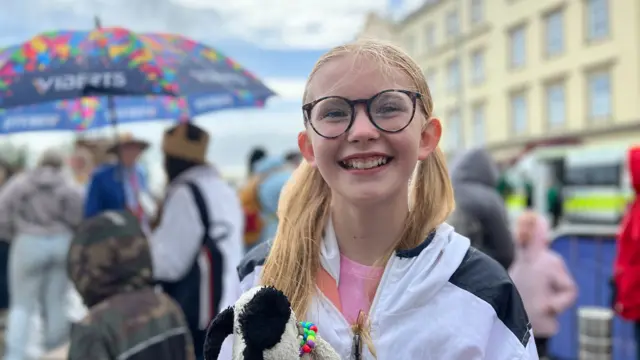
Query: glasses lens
370 91 415 132
309 97 352 137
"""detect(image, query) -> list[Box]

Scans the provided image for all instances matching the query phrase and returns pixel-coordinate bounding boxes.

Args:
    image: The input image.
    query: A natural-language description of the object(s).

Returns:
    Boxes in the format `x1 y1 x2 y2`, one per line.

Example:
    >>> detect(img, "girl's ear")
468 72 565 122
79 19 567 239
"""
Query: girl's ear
418 118 442 161
204 306 234 360
298 131 316 167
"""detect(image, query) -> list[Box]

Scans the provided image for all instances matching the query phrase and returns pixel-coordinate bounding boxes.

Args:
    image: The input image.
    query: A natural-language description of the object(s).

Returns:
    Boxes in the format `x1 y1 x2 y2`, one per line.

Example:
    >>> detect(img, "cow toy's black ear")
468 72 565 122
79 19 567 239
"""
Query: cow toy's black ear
204 306 234 360
238 286 292 351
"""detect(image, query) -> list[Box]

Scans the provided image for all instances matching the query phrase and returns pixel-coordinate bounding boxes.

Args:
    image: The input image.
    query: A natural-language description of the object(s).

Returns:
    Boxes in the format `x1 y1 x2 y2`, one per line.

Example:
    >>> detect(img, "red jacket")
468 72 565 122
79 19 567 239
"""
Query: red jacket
614 146 640 320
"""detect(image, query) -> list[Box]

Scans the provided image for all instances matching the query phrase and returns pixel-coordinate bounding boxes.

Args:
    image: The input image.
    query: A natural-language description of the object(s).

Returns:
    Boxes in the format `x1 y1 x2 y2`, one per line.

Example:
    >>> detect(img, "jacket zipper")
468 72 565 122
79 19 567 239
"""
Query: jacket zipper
316 255 396 359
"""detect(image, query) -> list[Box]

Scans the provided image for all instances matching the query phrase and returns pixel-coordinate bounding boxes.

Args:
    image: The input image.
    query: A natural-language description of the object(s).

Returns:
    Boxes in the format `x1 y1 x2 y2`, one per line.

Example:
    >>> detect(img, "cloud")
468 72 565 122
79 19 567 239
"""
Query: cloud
176 0 433 49
264 78 307 102
0 0 431 50
175 0 389 49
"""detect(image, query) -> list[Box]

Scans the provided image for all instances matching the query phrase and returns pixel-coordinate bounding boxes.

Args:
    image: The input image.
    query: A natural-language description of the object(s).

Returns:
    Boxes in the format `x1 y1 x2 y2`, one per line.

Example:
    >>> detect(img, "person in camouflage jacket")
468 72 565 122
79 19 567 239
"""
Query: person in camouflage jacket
66 210 195 360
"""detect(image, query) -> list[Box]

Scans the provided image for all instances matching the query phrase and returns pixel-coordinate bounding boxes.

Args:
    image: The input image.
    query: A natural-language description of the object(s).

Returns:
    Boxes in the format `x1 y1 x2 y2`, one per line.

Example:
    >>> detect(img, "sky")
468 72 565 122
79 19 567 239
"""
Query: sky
0 0 428 186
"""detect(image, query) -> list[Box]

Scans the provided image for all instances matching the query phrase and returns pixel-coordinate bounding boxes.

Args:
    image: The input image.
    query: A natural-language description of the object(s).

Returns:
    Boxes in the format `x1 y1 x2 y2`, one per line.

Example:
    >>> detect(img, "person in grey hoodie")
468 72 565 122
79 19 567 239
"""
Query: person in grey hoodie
449 148 515 269
0 149 83 360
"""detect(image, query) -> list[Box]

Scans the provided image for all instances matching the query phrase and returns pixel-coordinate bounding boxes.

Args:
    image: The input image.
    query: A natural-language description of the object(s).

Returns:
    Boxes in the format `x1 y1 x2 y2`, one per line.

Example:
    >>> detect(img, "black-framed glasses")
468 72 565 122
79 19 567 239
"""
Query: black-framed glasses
302 89 422 139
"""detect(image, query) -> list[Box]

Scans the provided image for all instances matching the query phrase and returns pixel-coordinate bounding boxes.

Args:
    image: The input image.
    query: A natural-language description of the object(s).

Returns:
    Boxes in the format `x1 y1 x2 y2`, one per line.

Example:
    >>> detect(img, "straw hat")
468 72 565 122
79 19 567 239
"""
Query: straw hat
106 132 150 154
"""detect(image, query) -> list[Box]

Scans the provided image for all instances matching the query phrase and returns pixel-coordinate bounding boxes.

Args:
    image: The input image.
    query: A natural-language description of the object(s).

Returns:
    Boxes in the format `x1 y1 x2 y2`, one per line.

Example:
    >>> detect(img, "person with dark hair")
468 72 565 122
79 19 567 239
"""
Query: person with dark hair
247 147 267 176
150 123 243 360
284 150 303 168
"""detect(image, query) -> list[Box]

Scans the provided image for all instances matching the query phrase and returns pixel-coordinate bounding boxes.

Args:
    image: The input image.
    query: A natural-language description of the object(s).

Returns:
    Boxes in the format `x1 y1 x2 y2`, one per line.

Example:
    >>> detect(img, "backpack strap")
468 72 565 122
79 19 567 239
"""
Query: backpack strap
185 181 212 245
184 181 230 244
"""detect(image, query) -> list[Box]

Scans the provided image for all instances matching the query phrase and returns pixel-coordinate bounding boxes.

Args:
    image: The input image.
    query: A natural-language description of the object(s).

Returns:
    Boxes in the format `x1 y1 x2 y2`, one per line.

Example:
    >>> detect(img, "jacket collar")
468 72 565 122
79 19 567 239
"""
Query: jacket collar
319 216 442 284
320 217 341 283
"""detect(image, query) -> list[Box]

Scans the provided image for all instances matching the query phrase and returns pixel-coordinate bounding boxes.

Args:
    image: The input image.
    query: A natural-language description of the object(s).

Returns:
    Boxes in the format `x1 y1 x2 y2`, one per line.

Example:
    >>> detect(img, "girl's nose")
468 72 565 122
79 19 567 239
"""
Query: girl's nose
346 106 379 143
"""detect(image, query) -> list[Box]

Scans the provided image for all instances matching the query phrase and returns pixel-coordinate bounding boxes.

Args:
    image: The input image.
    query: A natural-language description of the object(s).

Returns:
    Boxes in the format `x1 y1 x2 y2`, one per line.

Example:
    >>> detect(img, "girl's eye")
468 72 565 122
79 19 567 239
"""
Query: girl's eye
320 110 350 121
378 105 400 112
325 110 348 117
373 103 405 115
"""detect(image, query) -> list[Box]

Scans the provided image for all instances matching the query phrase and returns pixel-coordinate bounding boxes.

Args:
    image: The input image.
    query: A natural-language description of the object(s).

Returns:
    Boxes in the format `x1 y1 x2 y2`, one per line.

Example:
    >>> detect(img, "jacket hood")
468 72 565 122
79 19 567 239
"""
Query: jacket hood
630 146 640 194
450 148 500 187
68 211 153 307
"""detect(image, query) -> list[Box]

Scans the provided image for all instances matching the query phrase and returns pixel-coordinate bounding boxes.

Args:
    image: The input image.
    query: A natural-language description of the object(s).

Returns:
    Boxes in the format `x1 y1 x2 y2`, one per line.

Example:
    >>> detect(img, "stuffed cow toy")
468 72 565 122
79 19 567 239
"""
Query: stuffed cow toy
204 286 341 360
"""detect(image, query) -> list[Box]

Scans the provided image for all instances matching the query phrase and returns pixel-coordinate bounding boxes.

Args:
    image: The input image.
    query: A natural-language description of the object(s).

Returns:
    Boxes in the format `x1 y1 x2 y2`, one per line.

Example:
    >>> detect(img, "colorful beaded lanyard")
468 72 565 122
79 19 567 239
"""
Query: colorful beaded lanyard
298 321 318 357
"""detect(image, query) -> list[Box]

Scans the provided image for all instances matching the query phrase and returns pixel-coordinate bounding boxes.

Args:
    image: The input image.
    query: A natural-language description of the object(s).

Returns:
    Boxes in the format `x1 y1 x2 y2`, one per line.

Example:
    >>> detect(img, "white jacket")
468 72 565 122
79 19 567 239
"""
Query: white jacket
236 220 539 360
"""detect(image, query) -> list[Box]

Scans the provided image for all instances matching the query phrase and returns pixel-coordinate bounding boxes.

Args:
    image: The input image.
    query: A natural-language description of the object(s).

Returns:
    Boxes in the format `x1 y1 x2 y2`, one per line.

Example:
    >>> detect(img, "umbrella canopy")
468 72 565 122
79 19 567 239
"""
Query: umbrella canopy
0 28 276 133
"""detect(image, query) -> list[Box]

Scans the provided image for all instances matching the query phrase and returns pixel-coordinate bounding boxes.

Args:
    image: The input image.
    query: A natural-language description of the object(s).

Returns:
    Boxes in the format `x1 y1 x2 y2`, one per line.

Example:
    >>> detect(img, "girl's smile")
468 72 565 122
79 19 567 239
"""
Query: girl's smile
338 152 394 175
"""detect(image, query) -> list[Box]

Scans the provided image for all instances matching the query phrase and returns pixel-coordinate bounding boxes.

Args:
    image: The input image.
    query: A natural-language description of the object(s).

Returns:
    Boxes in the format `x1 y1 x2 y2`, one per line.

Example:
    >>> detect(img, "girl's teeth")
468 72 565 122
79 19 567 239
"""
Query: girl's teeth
343 157 388 169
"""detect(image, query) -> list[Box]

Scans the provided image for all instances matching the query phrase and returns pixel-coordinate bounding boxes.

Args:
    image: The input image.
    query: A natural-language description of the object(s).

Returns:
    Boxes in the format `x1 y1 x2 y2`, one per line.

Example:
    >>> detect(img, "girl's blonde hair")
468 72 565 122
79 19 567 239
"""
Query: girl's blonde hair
261 39 455 318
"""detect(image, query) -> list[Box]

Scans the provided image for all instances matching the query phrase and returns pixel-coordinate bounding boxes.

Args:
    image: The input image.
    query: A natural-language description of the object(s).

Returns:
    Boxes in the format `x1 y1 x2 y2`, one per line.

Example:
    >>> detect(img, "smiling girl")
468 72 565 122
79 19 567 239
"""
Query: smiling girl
236 40 537 359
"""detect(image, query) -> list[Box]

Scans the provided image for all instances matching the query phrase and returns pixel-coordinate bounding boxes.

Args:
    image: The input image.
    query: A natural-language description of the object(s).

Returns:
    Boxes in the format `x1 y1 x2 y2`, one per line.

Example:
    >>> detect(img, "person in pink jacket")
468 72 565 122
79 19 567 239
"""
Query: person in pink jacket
509 210 577 359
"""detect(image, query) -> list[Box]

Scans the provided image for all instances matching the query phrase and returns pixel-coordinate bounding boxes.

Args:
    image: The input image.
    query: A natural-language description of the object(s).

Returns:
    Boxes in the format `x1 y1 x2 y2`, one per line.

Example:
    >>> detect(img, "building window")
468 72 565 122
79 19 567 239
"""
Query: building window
545 82 566 128
509 25 526 68
471 49 485 84
588 70 612 119
472 103 485 146
446 9 460 38
446 108 464 151
545 9 564 57
425 23 436 52
470 0 483 25
510 91 527 134
586 0 609 41
447 58 461 92
426 69 437 99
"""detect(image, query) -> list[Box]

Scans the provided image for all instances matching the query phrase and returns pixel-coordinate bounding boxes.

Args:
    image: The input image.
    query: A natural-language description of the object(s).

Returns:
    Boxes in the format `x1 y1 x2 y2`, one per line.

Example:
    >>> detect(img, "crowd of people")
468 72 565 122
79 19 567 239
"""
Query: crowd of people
0 38 637 360
0 120 300 360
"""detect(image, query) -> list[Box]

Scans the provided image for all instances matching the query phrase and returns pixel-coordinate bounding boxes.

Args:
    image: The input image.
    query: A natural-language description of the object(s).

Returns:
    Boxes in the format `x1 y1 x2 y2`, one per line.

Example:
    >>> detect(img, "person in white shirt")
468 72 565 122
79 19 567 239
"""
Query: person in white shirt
150 122 243 360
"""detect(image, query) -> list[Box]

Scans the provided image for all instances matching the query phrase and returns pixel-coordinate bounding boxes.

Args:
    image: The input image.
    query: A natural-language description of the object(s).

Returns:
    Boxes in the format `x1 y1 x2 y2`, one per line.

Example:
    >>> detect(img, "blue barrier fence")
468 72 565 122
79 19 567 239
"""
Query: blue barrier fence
549 225 636 359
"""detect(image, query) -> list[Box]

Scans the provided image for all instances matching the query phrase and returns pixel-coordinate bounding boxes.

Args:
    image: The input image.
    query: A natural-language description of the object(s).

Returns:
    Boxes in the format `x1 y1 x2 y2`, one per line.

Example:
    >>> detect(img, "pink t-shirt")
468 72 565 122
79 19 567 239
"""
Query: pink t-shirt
338 254 384 324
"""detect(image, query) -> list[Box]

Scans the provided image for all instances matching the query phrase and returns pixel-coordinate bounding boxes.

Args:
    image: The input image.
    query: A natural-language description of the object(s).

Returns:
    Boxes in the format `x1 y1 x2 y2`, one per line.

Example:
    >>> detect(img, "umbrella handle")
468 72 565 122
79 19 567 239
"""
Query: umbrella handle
93 16 123 178
106 95 124 182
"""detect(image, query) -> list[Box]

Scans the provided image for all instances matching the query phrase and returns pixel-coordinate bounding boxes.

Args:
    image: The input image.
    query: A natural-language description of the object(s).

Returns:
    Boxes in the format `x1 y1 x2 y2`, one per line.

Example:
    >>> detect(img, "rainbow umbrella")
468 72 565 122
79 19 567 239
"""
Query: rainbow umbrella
0 28 276 134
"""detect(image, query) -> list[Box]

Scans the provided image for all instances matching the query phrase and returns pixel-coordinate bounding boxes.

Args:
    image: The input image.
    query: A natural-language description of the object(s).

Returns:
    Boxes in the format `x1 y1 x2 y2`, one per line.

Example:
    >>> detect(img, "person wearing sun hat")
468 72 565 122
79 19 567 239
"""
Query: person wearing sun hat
83 132 151 229
150 122 243 360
